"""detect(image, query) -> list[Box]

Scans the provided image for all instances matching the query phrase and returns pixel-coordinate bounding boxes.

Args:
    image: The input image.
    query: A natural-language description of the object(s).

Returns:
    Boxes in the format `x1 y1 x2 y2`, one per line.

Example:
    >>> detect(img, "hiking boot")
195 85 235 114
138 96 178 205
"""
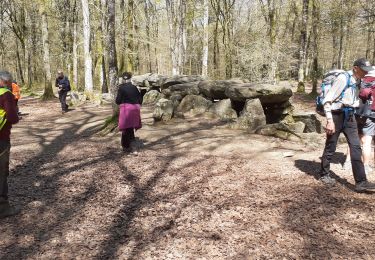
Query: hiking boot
122 147 132 153
355 181 375 192
320 174 336 185
0 205 20 219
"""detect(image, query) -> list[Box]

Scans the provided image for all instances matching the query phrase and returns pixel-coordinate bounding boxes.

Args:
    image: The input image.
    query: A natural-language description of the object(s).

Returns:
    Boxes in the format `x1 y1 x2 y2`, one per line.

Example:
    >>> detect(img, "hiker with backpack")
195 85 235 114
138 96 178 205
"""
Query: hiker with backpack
356 68 375 170
0 71 20 218
115 72 142 153
341 68 375 174
55 70 71 114
319 58 375 192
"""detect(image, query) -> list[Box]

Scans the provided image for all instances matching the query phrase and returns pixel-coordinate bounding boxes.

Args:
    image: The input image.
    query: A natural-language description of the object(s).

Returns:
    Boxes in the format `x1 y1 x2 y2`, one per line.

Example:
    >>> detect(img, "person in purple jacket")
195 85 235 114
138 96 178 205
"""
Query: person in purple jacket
115 72 142 153
0 71 20 218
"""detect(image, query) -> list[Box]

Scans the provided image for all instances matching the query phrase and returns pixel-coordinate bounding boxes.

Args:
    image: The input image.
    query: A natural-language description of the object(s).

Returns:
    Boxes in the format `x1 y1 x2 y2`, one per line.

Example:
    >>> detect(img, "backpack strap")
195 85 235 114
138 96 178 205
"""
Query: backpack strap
340 72 356 129
339 72 352 99
0 88 10 96
0 88 11 131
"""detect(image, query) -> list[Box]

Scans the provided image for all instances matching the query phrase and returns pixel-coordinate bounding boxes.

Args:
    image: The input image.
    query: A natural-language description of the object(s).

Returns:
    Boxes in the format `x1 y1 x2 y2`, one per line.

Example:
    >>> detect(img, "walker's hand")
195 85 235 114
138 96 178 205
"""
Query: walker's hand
325 119 335 135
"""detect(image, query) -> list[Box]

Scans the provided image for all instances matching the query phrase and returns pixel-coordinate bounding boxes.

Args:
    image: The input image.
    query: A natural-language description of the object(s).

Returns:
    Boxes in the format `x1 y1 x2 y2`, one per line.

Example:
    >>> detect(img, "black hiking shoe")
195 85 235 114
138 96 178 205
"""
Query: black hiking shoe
355 181 375 193
320 174 336 185
122 147 132 153
0 205 20 219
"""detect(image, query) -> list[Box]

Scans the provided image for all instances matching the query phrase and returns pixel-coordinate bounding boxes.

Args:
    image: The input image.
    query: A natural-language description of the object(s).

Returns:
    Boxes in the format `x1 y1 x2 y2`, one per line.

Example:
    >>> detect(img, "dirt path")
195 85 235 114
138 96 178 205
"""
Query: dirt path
1 99 375 259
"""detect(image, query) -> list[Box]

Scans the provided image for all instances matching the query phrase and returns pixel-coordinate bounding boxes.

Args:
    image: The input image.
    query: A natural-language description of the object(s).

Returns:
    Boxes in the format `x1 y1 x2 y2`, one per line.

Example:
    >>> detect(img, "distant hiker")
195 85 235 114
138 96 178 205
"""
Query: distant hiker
11 80 21 115
55 70 71 114
0 71 20 218
320 58 375 192
116 72 142 153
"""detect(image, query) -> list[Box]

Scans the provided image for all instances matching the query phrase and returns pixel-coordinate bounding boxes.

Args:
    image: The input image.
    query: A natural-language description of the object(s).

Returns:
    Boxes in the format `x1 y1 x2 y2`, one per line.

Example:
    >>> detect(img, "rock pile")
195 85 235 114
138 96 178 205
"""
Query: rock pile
133 74 322 140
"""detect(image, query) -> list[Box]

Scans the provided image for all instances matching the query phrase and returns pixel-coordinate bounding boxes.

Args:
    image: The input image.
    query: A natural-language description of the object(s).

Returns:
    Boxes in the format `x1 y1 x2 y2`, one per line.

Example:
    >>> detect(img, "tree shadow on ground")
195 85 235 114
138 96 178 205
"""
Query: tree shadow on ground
295 158 355 191
282 184 375 258
94 120 238 259
1 107 113 259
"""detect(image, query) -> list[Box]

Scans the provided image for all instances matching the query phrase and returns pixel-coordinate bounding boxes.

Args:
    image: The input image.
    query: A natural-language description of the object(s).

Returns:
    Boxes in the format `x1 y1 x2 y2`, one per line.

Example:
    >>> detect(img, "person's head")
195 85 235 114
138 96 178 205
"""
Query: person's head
0 71 13 88
122 72 132 81
57 70 64 79
353 58 374 79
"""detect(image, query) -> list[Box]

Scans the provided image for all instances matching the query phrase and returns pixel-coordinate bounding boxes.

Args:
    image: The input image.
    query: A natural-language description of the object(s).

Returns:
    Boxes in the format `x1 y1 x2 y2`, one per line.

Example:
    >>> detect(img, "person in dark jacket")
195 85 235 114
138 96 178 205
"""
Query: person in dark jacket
55 70 71 114
115 72 142 153
0 71 20 218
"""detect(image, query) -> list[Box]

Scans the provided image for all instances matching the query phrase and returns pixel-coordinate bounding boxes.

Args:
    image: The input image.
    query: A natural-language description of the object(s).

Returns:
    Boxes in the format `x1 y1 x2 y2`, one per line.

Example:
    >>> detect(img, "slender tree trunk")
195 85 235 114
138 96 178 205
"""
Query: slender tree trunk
81 0 94 93
107 0 118 113
25 8 32 87
73 21 78 90
100 0 108 93
119 0 125 72
144 0 152 72
366 16 372 60
15 40 25 84
297 0 310 93
154 5 159 73
311 0 320 95
166 0 187 75
337 14 345 69
40 6 54 100
127 0 135 72
202 0 209 77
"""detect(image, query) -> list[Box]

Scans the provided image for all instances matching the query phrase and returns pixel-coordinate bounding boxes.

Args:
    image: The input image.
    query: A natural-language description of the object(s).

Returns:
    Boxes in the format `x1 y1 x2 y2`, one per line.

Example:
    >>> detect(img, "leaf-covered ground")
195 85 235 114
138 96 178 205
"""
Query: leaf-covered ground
1 96 375 259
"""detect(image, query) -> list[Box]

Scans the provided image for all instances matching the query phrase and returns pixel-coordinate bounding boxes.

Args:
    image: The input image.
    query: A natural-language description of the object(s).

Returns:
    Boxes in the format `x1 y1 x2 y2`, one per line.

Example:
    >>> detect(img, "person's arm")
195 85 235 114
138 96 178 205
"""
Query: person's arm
323 74 347 120
137 88 143 105
55 78 59 88
3 92 19 125
115 87 122 105
66 78 71 90
359 88 372 101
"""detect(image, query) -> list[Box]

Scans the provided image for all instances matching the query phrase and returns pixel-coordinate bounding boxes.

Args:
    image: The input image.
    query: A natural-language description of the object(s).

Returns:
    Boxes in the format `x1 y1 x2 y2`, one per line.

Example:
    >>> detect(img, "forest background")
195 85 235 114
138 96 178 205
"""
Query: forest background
1 0 375 98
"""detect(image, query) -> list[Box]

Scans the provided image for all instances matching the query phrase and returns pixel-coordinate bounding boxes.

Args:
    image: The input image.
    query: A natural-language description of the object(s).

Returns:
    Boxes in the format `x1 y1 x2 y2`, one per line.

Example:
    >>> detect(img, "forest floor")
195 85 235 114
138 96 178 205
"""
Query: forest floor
1 89 375 259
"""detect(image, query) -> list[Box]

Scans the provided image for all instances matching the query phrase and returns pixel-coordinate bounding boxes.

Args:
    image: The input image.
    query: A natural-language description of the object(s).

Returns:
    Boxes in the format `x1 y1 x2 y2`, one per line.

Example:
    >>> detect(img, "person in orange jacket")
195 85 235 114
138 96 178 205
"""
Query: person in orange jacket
11 81 20 114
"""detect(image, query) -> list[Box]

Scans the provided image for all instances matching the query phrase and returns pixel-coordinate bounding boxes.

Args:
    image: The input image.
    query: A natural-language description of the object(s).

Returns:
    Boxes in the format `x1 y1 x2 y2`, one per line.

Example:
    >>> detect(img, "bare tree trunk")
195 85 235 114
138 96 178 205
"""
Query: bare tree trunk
144 0 152 72
166 0 179 75
15 40 25 84
100 0 108 93
311 0 319 95
166 0 187 75
202 0 209 77
40 6 54 100
297 0 310 93
106 0 118 112
213 16 219 79
366 16 372 60
152 4 159 73
81 0 94 93
127 0 135 72
119 0 126 72
337 13 345 69
25 8 33 88
73 21 78 90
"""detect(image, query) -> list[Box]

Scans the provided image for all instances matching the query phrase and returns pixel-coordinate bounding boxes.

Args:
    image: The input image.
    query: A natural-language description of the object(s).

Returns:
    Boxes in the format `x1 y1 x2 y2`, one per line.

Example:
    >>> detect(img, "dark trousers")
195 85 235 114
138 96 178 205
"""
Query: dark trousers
15 99 19 114
321 112 367 183
58 90 68 111
121 128 135 149
0 140 10 207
